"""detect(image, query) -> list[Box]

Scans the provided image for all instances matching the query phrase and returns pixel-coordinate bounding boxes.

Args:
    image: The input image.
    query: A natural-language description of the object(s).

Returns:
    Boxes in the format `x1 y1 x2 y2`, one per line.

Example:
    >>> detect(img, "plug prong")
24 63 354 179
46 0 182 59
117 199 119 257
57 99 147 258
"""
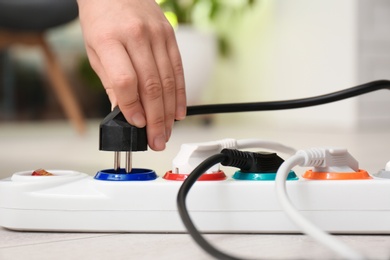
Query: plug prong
125 151 132 173
114 151 121 172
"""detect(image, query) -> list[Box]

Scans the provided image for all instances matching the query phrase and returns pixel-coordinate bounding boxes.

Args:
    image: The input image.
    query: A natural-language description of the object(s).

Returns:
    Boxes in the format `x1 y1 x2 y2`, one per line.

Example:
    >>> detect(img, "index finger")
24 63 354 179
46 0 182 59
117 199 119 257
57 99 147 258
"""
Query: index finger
95 41 146 128
126 40 167 151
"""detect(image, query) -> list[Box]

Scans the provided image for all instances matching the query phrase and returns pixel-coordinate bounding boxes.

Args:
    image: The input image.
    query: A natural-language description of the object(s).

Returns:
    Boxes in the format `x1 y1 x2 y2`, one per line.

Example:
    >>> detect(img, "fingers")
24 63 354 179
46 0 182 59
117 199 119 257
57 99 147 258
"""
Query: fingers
124 22 167 151
85 47 117 108
78 0 187 151
166 32 187 121
150 27 179 141
94 40 146 128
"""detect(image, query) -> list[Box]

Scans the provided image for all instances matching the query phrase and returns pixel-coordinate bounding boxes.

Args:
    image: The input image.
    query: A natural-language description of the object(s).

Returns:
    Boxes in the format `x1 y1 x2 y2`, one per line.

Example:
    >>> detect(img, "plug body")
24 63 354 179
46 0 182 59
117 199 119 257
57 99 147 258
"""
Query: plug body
99 107 147 174
99 106 147 152
374 160 390 179
221 149 284 173
298 147 370 180
221 149 298 181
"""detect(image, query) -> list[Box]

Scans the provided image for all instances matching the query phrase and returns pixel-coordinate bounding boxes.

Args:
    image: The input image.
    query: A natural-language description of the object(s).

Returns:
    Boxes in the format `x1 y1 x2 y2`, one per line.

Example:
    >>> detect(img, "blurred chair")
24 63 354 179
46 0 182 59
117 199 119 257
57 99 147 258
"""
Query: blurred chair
0 0 85 133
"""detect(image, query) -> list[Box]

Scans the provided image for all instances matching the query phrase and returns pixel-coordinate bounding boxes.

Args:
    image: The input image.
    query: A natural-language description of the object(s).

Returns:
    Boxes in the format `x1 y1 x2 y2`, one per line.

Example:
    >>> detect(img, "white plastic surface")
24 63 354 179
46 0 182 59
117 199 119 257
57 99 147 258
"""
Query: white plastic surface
171 138 297 174
1 170 390 233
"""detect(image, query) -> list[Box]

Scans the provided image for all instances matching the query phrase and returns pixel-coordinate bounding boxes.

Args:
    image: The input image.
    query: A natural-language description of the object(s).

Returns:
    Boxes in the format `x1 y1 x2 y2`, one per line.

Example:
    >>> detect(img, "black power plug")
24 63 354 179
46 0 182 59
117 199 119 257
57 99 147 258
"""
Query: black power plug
220 149 284 173
99 106 147 173
220 149 297 181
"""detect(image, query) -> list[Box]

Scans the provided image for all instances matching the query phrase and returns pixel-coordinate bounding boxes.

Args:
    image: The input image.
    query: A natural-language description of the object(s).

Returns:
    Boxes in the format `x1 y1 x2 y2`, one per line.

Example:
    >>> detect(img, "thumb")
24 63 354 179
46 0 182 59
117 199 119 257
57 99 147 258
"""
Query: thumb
105 88 118 111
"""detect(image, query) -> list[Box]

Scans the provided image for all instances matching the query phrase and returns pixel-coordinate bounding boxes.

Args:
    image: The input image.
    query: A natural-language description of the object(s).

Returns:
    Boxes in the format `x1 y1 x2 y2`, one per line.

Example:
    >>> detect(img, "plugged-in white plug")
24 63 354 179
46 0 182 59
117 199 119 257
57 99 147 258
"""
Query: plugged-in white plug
297 147 359 173
386 161 390 172
172 139 238 174
375 160 390 179
294 147 370 180
171 138 297 174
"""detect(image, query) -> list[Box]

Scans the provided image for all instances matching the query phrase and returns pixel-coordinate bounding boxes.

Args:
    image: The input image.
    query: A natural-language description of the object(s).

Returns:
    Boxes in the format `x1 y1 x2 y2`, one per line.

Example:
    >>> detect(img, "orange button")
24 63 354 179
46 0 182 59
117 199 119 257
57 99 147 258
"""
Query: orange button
302 169 371 180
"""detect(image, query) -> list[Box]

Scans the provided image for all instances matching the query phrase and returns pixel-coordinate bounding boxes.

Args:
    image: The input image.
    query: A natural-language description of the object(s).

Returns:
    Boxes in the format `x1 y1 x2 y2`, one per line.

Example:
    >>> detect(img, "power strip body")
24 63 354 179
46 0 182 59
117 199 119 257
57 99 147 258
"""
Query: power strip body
1 170 390 233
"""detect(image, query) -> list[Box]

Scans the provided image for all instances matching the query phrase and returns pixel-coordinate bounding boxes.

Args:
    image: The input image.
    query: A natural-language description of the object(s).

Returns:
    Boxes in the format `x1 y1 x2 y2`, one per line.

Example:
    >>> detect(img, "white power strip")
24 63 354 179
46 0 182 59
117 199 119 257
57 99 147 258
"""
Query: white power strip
1 169 390 233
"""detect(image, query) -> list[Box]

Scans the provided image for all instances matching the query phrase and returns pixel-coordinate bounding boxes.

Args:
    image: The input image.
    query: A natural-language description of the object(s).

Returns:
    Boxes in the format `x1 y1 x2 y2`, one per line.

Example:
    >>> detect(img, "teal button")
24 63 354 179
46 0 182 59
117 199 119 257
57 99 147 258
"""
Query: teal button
232 170 298 181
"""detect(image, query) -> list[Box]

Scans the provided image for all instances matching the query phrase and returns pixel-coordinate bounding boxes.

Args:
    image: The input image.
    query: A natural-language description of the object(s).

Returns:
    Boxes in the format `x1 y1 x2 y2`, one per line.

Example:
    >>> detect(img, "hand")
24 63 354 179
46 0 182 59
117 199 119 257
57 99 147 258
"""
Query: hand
77 0 187 151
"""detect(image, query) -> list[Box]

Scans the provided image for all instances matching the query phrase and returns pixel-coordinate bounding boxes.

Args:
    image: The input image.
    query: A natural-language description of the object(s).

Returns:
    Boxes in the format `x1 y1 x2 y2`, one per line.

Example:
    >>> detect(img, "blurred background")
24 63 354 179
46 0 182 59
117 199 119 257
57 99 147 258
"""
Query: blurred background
0 0 390 178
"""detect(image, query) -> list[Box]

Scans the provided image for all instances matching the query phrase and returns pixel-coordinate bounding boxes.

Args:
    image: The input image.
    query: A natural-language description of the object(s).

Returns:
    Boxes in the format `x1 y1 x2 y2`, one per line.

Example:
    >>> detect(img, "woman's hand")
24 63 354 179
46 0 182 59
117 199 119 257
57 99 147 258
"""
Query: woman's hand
77 0 187 151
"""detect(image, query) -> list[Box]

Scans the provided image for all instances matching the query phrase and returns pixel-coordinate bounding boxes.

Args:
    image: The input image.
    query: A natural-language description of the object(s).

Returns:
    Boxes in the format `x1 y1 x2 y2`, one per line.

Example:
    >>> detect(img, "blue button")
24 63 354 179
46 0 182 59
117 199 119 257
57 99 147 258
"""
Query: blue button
94 168 157 181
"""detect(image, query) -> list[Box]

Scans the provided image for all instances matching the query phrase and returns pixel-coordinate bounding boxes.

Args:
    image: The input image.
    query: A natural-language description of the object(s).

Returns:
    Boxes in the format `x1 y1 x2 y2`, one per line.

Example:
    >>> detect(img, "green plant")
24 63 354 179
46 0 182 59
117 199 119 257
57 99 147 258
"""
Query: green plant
157 0 257 56
158 0 256 24
78 56 103 92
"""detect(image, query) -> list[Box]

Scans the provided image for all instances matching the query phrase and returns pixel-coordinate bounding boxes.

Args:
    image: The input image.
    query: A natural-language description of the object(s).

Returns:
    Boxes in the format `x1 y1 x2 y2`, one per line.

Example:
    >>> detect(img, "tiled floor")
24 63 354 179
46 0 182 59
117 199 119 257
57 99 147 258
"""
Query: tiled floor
1 230 389 260
0 118 390 259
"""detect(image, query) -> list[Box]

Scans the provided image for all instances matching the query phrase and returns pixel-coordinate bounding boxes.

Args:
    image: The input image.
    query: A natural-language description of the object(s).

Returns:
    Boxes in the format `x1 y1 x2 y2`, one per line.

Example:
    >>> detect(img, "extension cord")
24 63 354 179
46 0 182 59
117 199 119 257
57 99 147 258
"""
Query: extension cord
1 169 390 233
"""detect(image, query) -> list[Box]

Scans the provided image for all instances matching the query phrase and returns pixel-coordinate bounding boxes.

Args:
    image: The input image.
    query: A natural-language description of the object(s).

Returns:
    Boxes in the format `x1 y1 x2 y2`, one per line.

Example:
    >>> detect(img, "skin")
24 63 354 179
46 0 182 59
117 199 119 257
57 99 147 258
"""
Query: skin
77 0 187 151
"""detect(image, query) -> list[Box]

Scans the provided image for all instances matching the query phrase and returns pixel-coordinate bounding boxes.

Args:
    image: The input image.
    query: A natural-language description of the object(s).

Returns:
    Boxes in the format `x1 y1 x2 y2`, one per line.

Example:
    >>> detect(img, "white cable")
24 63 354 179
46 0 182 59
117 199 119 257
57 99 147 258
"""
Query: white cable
236 139 297 155
172 138 297 173
275 154 366 260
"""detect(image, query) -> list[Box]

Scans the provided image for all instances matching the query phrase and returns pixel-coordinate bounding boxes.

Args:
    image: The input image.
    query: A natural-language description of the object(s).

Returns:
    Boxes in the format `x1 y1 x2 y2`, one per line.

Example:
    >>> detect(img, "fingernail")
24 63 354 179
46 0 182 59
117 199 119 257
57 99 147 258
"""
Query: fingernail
131 113 146 127
176 106 187 120
166 127 172 141
154 135 166 151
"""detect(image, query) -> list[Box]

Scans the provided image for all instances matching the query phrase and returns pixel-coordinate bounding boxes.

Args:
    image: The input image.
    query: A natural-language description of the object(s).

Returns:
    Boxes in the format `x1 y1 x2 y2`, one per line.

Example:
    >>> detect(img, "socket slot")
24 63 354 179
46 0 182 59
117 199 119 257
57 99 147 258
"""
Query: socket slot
11 170 86 182
94 168 157 181
163 170 226 181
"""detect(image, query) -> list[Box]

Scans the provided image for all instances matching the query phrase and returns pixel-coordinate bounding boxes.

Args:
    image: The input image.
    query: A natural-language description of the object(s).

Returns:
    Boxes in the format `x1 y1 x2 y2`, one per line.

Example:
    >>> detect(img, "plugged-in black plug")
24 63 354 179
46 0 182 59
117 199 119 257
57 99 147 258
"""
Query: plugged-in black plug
99 106 147 173
220 149 298 181
220 149 284 173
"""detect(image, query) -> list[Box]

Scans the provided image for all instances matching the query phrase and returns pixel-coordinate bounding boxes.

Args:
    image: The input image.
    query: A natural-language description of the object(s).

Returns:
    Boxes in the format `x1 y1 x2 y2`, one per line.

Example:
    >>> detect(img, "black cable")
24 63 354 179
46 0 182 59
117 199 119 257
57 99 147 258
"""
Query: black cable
178 80 390 259
177 150 273 260
186 79 390 116
177 153 248 260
